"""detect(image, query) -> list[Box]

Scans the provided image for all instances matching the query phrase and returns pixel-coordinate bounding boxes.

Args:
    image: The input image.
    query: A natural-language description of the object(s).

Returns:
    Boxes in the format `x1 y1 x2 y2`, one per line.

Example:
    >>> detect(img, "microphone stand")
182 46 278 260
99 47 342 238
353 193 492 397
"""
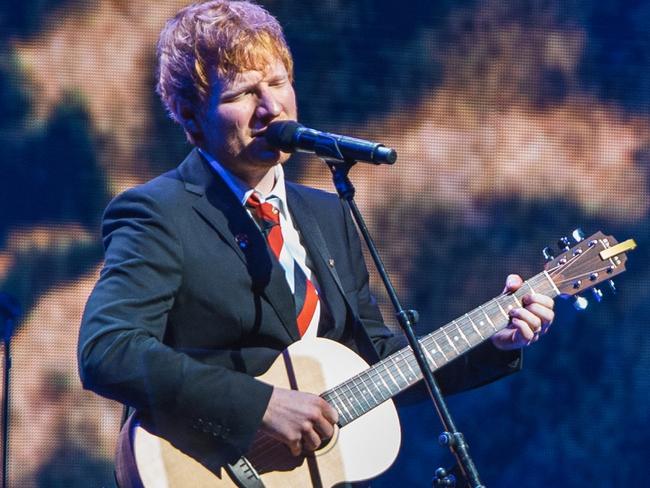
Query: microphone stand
325 158 484 488
0 293 20 488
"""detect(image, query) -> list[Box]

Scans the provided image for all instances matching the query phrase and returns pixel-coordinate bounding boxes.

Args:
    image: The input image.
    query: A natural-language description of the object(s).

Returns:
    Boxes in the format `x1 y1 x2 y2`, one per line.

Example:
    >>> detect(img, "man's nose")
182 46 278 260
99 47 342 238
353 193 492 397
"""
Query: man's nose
255 86 281 120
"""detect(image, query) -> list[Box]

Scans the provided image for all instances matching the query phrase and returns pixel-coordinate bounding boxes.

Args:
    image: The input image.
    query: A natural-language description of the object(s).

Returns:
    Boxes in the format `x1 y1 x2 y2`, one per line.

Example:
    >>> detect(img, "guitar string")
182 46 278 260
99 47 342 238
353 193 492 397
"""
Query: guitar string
546 240 598 278
248 257 612 472
238 275 556 471
247 291 542 460
322 274 553 423
245 274 553 454
544 241 618 291
348 261 604 423
318 274 552 423
167 250 606 474
551 265 615 286
258 257 609 460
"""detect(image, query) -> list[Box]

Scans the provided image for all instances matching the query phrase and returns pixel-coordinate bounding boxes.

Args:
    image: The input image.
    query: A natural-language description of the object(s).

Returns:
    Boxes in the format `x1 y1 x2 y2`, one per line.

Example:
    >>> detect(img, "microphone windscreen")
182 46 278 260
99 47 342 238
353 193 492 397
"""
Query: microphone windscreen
265 120 302 152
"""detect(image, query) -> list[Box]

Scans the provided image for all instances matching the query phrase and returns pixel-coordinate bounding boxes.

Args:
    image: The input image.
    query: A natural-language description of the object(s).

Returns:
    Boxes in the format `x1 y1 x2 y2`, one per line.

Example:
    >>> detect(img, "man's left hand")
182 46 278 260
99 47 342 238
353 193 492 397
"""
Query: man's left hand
491 274 555 350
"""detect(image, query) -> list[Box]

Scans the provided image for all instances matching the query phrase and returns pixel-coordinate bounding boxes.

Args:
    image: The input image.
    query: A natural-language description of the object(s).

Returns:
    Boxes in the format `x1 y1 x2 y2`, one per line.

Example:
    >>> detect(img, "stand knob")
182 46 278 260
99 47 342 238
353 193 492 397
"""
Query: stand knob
433 467 457 487
438 432 455 447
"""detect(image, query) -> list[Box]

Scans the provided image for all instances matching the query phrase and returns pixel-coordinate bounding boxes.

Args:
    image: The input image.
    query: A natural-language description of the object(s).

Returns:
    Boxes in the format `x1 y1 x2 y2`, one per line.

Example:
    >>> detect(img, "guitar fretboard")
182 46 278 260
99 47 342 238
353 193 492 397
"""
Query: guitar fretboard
321 272 559 426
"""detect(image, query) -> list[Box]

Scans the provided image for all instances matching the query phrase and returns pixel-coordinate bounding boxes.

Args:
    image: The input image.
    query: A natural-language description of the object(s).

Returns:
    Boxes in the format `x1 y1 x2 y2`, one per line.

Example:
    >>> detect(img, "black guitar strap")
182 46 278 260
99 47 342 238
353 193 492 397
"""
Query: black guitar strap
226 456 266 488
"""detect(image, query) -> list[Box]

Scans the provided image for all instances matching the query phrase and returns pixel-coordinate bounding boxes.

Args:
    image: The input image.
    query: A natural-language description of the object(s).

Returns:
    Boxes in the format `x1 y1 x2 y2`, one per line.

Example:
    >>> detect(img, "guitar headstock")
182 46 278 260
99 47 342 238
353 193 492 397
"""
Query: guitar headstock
544 231 636 298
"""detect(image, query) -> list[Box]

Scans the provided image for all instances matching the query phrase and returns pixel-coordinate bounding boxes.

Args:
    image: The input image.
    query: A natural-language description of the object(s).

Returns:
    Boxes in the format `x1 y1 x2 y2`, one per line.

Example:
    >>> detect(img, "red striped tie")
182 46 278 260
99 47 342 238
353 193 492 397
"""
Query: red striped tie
246 194 319 337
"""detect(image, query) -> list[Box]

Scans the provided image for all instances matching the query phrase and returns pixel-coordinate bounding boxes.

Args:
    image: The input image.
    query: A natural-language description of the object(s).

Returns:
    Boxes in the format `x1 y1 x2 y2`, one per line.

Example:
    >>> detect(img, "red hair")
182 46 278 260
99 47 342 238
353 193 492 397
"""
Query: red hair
156 1 293 137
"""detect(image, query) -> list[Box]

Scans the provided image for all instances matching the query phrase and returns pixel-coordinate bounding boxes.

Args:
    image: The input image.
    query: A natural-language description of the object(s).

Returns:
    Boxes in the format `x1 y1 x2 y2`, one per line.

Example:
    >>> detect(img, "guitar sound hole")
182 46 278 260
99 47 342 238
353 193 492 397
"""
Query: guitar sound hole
313 424 339 456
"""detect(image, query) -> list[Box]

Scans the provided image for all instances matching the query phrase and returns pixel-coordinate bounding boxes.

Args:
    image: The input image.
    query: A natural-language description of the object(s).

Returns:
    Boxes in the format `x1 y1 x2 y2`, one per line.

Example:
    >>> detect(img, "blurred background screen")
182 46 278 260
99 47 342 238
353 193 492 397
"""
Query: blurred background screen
0 0 648 486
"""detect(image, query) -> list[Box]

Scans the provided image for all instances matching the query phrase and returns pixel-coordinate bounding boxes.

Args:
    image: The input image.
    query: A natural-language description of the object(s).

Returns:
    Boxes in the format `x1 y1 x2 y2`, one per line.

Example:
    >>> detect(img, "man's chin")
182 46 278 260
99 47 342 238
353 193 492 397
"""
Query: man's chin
248 147 290 167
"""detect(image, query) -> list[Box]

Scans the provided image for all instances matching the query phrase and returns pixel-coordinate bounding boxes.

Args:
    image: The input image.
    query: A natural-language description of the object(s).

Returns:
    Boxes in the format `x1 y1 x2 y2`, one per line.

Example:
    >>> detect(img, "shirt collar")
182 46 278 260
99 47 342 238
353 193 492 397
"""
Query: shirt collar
198 147 288 215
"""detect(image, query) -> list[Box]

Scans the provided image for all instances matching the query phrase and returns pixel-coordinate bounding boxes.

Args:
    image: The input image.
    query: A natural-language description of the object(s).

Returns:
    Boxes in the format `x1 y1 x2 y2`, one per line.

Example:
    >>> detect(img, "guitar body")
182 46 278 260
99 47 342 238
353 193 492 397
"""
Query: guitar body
116 338 402 487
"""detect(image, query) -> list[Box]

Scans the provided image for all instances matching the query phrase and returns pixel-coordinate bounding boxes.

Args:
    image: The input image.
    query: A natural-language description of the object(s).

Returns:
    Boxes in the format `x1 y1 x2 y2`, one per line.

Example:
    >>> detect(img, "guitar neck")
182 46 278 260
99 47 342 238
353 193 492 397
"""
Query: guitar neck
322 272 560 426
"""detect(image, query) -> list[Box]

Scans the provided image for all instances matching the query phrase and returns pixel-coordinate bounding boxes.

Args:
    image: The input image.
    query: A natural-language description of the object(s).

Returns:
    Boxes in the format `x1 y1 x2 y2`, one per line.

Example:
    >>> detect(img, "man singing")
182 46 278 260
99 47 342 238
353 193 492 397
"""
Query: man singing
78 1 554 485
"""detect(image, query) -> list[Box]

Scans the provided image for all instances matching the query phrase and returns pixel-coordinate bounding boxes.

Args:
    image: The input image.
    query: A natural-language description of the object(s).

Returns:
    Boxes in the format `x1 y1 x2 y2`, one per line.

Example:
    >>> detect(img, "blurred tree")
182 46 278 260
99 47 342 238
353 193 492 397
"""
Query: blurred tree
0 0 95 38
578 0 650 112
0 94 107 239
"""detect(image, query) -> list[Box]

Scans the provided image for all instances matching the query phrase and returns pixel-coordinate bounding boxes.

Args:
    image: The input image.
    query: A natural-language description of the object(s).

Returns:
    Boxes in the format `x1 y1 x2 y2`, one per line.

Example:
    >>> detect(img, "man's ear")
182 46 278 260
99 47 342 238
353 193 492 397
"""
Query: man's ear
175 101 201 139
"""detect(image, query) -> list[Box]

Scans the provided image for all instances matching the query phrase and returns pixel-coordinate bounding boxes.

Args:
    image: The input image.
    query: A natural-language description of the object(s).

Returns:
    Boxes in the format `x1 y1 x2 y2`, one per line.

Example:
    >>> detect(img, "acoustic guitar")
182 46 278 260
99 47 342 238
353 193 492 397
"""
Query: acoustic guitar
115 231 635 487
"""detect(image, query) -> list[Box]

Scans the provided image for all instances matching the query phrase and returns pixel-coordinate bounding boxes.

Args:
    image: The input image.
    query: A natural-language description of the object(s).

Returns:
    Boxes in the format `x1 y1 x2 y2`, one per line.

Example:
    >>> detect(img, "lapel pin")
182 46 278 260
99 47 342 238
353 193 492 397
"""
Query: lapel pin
328 258 335 267
235 233 249 250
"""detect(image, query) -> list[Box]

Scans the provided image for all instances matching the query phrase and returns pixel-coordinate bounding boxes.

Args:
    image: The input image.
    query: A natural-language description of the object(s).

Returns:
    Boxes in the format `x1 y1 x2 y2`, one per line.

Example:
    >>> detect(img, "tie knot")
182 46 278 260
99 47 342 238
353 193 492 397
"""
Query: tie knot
246 193 280 226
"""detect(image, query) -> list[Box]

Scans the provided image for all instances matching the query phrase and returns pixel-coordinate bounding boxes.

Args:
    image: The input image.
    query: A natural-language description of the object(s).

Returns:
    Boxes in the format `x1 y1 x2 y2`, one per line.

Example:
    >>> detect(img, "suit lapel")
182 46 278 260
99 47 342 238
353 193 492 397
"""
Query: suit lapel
177 150 300 341
178 149 249 263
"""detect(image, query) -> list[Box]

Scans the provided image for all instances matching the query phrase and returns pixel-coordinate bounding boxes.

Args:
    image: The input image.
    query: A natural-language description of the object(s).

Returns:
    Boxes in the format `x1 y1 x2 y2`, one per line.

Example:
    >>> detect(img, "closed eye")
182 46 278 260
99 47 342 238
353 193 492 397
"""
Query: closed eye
268 78 288 87
221 90 254 103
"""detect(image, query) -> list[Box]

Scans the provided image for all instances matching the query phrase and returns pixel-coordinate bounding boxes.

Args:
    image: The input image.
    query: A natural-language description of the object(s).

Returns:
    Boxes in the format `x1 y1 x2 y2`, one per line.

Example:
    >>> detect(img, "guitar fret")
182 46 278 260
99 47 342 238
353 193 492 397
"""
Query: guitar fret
440 327 460 354
351 376 372 412
374 369 391 398
423 345 438 369
366 367 390 400
340 382 362 419
368 371 389 401
326 389 352 424
383 361 401 391
336 403 353 425
496 299 509 318
455 321 471 346
481 307 498 331
377 368 392 395
433 338 446 357
390 355 409 386
435 335 454 360
543 270 561 295
524 280 536 294
377 365 393 393
449 320 463 344
335 386 354 422
404 357 417 381
467 312 485 339
359 374 379 405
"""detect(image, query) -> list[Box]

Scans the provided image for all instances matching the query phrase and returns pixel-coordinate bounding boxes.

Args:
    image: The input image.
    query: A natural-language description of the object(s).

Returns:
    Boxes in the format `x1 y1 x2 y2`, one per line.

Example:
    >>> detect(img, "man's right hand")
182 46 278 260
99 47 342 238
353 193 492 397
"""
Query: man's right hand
260 387 339 456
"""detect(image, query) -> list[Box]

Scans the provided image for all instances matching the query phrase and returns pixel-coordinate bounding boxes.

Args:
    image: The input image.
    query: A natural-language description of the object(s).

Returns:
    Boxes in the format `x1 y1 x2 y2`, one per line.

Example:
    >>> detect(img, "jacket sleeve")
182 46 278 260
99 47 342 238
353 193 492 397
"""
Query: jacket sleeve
339 199 522 398
77 186 273 460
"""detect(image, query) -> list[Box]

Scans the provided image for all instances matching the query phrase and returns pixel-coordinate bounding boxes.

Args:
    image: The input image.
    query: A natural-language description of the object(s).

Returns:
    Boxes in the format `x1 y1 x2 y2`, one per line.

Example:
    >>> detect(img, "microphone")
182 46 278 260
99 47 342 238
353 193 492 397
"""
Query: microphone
264 120 397 164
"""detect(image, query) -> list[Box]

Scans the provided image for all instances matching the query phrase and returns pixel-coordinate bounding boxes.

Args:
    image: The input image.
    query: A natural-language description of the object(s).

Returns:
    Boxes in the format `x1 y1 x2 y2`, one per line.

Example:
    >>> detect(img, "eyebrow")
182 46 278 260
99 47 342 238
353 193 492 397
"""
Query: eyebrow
219 73 288 100
219 81 257 99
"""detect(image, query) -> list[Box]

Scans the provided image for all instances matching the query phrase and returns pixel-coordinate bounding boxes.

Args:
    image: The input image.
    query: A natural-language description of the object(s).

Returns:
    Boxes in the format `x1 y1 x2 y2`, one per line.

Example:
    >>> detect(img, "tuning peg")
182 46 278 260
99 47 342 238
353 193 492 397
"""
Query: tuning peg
572 295 589 311
607 280 616 294
542 246 555 262
591 287 604 303
571 228 585 242
558 237 571 251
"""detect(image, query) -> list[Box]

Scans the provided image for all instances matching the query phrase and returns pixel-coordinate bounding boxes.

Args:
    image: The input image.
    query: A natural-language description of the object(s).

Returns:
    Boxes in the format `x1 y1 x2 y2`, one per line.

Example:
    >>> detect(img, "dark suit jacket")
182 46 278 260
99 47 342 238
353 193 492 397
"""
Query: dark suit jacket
78 149 520 469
